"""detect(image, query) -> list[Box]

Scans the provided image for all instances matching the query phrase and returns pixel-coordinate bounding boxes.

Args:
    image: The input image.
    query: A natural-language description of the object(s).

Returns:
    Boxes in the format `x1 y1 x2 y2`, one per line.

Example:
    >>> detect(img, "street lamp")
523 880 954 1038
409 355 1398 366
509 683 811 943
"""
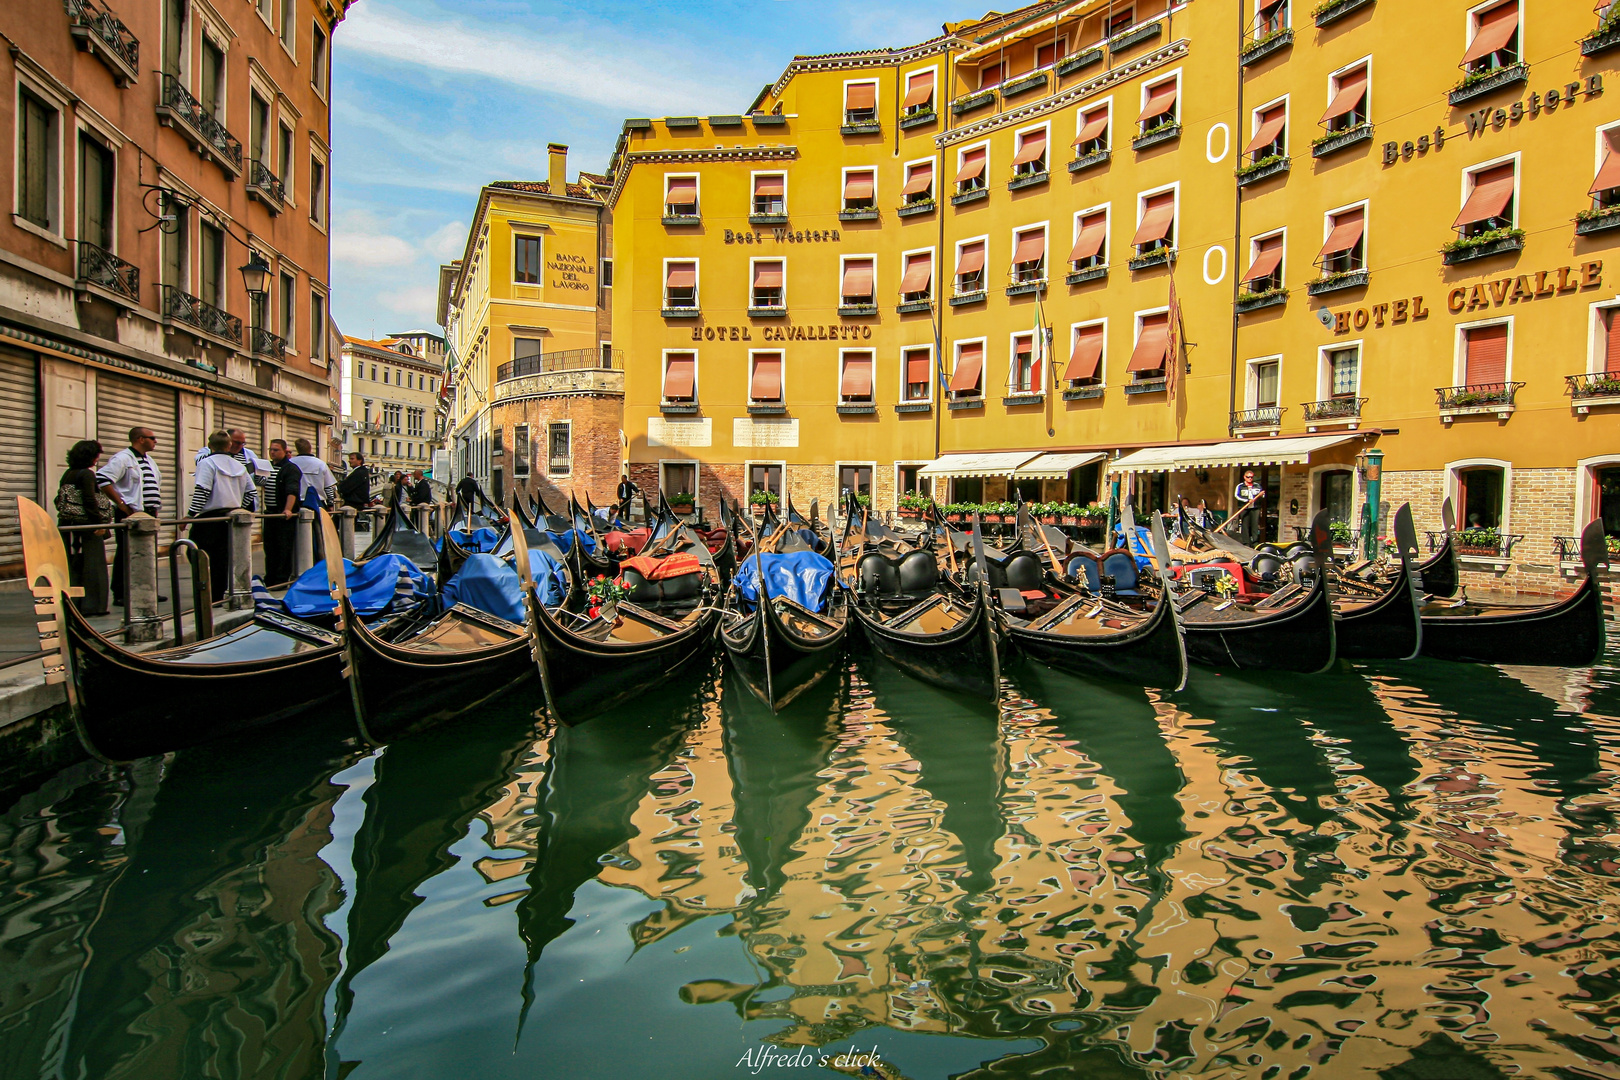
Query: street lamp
239 255 269 300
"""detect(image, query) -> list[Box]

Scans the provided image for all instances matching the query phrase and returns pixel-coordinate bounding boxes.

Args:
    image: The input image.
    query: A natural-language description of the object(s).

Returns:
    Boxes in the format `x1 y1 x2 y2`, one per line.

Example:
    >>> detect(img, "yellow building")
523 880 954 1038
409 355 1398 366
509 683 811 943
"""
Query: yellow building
338 332 446 476
439 146 621 509
608 0 1620 591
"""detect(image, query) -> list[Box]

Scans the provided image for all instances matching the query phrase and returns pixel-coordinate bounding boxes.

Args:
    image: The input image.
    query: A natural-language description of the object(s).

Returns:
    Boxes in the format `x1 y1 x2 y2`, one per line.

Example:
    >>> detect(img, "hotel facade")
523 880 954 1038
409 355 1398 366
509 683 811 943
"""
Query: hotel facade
606 0 1620 591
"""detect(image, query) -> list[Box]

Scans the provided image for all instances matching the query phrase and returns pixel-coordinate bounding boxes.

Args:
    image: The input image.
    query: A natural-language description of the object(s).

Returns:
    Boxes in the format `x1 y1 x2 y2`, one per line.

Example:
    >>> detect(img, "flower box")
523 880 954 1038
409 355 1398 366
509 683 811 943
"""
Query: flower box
1311 123 1374 159
1000 71 1047 98
1240 29 1293 67
1575 208 1620 236
1066 265 1108 287
1313 0 1374 27
896 199 935 218
1448 62 1529 106
1128 249 1176 271
898 109 936 130
1008 170 1049 191
951 90 996 116
1307 269 1369 296
1068 148 1111 174
1133 123 1181 152
1441 229 1524 266
1583 24 1620 57
1055 48 1105 77
1235 288 1288 313
1109 22 1161 54
1236 156 1290 187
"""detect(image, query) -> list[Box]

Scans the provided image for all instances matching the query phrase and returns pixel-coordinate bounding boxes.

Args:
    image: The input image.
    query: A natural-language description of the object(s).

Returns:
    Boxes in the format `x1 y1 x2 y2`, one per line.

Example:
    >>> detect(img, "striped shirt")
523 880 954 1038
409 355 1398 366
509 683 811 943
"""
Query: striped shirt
97 448 162 515
189 454 256 515
195 446 263 511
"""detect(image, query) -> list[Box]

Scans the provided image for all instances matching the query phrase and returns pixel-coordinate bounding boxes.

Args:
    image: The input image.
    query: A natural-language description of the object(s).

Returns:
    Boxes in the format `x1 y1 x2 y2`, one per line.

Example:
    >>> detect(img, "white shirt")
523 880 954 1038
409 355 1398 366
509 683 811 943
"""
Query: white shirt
97 447 163 514
290 454 338 505
195 445 266 474
191 453 253 513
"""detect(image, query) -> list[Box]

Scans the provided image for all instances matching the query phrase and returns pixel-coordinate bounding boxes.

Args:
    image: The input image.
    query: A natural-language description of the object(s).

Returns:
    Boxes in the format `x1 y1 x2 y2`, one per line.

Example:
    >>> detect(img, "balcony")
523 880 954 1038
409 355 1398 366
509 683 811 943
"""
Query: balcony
64 0 138 86
1062 383 1105 401
1448 62 1529 106
1000 71 1048 99
1066 264 1108 286
898 108 936 130
1231 406 1284 433
1109 21 1162 54
1302 397 1367 426
1124 377 1167 395
1566 372 1620 412
156 74 242 176
496 347 624 382
252 326 287 362
1441 229 1524 266
1314 0 1374 28
162 285 241 346
1055 48 1104 77
1133 123 1181 152
1236 156 1290 187
489 352 626 403
1008 169 1049 192
1240 28 1293 66
1436 381 1524 422
1576 207 1620 237
1235 288 1287 313
1128 248 1176 272
1307 269 1368 296
896 198 935 218
1069 148 1110 174
75 241 139 305
247 159 285 211
951 89 996 116
1312 122 1374 159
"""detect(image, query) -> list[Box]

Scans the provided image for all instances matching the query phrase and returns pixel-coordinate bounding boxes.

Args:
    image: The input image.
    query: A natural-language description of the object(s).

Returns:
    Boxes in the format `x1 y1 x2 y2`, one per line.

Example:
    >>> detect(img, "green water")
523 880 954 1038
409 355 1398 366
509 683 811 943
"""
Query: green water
4 643 1620 1079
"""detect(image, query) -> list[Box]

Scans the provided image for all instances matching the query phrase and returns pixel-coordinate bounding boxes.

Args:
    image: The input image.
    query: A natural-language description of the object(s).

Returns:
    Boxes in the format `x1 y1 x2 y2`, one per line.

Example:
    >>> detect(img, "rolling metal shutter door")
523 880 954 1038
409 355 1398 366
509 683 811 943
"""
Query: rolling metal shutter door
98 372 179 521
285 414 319 454
214 399 263 452
0 348 38 565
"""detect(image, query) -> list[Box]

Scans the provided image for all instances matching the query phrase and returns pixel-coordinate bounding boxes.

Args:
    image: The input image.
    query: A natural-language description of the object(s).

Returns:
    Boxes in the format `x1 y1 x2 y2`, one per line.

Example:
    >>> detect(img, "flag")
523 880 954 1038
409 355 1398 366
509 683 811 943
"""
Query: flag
1033 290 1047 390
1165 273 1182 406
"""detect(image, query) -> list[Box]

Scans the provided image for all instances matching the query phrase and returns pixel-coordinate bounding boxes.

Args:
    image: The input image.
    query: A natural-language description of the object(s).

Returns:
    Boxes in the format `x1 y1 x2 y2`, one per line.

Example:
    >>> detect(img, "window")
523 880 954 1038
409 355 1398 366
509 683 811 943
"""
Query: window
78 133 114 251
662 352 696 403
1012 127 1048 176
162 196 187 287
280 0 295 49
1590 129 1620 213
279 272 295 342
902 161 933 204
199 220 225 307
1128 312 1170 380
1327 345 1360 398
1010 334 1041 393
844 81 878 125
664 262 697 309
250 91 270 170
839 465 873 499
278 122 294 192
361 399 371 421
311 24 329 95
899 252 932 302
661 462 697 503
200 35 224 118
749 352 783 404
1241 232 1285 293
1070 209 1108 270
1462 1 1520 74
1074 105 1110 157
548 423 570 474
1011 227 1046 283
1454 161 1516 239
513 337 542 372
842 169 875 211
1255 0 1289 35
955 240 986 295
1250 359 1280 409
840 352 874 403
899 465 929 497
1317 206 1366 273
600 258 614 287
1463 322 1509 386
1132 190 1176 256
902 347 932 401
1139 77 1179 135
840 257 875 306
748 260 783 309
370 364 377 380
752 173 785 216
1066 322 1105 387
978 61 1007 90
903 70 934 114
17 88 58 232
750 464 782 504
1036 36 1068 68
665 175 698 217
1107 6 1136 36
1245 101 1287 164
514 235 542 284
950 341 985 398
309 154 326 225
1457 465 1506 529
1322 63 1369 133
163 0 186 78
956 145 988 194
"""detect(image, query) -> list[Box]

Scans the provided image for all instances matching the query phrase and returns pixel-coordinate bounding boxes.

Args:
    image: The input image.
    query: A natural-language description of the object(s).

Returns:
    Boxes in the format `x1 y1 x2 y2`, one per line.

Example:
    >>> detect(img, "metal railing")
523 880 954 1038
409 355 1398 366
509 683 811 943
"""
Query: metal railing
162 284 243 344
1566 372 1620 399
1231 406 1284 429
159 74 242 171
64 0 138 75
1302 396 1367 422
496 347 624 382
252 326 287 361
76 241 139 303
247 159 285 205
1435 381 1524 410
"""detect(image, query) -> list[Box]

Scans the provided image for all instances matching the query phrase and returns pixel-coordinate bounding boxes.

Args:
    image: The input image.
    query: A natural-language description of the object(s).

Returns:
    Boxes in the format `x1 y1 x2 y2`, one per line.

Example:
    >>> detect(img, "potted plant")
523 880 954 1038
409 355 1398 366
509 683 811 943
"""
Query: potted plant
944 502 971 524
749 489 779 517
667 491 696 516
1074 503 1108 526
1456 525 1501 557
586 574 631 621
1329 520 1356 549
898 492 929 519
1607 534 1620 557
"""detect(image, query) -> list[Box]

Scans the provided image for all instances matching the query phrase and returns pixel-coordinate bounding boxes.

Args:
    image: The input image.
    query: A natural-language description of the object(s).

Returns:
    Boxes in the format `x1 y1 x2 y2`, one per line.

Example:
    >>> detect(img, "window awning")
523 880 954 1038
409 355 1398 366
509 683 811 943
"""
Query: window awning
1012 229 1045 264
1244 106 1287 154
899 254 931 293
663 354 695 398
1108 434 1361 474
903 71 934 107
666 176 696 203
1241 235 1284 283
753 261 783 288
1012 130 1048 165
1069 213 1107 262
1321 67 1368 123
753 174 784 196
1453 164 1515 228
919 450 1043 479
843 171 875 200
1127 313 1170 372
1074 109 1109 147
956 241 986 275
665 263 696 288
1139 81 1177 123
1065 324 1104 381
751 354 781 400
1014 451 1106 479
1462 1 1519 64
949 343 984 392
1592 150 1620 195
1132 193 1176 246
903 162 933 194
1318 208 1364 259
840 355 873 397
956 148 987 182
841 259 874 298
846 82 877 110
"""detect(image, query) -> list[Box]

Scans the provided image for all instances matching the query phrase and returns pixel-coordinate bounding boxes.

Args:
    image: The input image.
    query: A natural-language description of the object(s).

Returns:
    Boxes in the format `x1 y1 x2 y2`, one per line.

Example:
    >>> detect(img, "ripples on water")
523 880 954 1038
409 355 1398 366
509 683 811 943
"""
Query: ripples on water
3 636 1620 1079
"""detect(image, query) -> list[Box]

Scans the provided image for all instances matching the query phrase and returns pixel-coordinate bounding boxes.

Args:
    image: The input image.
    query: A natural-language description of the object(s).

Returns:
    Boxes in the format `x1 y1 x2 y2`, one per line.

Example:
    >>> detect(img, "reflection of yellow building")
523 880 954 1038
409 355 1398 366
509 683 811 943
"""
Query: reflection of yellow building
609 0 1620 590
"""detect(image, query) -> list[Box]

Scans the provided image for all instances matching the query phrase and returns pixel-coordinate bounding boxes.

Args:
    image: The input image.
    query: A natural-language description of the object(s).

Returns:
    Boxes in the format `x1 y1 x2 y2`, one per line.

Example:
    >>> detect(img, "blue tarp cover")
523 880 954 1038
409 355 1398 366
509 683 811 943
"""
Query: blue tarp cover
443 527 500 554
278 554 431 617
440 551 567 622
545 528 597 555
734 551 834 614
1112 524 1155 571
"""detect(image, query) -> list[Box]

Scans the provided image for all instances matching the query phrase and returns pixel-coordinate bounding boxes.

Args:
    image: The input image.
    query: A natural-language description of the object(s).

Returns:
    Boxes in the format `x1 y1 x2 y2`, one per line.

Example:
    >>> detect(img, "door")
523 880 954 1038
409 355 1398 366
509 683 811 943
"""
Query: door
1318 469 1353 528
0 346 38 566
1596 465 1620 538
1260 466 1282 542
838 465 872 498
43 359 89 486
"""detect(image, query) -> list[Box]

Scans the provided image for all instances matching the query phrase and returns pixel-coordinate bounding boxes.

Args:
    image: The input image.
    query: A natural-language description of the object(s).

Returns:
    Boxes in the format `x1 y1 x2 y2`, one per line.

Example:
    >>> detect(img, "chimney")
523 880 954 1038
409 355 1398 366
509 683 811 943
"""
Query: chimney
547 143 568 193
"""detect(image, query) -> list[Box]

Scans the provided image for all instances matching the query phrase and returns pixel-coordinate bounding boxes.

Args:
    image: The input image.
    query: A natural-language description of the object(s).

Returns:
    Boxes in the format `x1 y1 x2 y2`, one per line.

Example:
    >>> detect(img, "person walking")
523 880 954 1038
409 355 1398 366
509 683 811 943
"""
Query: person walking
616 471 639 518
195 427 265 511
262 439 302 587
55 439 113 615
1233 470 1266 546
97 426 163 607
188 431 255 603
409 469 433 506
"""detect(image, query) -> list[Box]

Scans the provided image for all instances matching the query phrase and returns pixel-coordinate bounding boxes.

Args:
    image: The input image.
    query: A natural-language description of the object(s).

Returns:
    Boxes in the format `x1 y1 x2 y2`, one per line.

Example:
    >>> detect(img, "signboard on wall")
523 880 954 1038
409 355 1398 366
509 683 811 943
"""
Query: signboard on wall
647 417 713 447
733 417 800 448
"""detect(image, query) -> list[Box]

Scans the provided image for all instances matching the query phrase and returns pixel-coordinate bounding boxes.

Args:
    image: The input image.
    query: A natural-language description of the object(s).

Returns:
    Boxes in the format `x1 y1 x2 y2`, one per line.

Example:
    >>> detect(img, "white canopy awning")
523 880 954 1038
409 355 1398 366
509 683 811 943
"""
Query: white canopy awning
918 451 1043 479
1012 451 1107 479
1108 434 1361 474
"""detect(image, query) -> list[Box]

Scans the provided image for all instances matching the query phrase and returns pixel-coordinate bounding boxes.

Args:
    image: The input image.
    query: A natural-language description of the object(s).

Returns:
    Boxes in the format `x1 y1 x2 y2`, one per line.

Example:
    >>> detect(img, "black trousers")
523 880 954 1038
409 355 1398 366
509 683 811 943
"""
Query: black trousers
190 509 234 603
263 515 296 587
110 511 131 603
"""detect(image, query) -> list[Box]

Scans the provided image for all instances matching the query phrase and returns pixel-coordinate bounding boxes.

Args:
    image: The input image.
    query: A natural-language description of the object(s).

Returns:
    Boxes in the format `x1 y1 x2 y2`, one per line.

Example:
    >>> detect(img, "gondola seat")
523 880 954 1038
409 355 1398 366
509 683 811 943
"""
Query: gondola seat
1066 553 1102 593
619 551 703 602
1249 553 1285 583
1100 551 1141 597
857 549 938 597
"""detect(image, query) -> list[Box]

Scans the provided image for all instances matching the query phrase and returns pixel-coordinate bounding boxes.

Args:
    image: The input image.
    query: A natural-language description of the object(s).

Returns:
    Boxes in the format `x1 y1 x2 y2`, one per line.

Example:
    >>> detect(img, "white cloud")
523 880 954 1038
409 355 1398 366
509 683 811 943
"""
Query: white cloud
332 230 417 268
424 221 468 261
379 284 441 316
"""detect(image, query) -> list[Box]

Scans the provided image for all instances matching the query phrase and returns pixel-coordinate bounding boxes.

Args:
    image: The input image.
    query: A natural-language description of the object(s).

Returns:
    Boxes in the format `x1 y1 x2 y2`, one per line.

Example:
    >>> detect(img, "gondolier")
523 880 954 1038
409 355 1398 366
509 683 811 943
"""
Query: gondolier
1233 470 1265 545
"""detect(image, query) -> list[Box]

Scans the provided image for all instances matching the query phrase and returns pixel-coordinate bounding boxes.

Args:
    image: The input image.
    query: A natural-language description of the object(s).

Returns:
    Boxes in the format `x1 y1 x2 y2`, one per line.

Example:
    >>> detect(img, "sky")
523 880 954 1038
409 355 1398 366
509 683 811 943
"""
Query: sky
328 0 956 340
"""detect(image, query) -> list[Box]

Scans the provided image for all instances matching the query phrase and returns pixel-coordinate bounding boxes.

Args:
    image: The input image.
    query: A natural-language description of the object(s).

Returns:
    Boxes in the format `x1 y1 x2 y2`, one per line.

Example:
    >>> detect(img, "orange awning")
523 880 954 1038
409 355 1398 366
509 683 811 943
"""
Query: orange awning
1012 230 1045 265
1241 235 1284 283
753 174 784 196
956 241 986 276
949 344 983 391
899 254 931 294
903 71 934 107
903 162 933 194
843 171 875 200
1591 150 1620 195
1462 2 1519 64
1139 81 1177 123
665 177 696 205
1073 109 1109 147
1132 193 1175 246
1321 67 1368 123
1244 106 1287 154
841 259 874 298
905 350 931 384
753 261 783 288
1127 314 1170 372
1452 164 1515 228
955 148 986 183
1066 325 1104 381
1317 208 1364 258
1069 213 1107 262
846 82 877 110
1012 130 1048 166
751 354 781 400
665 263 696 288
663 354 695 397
841 354 874 396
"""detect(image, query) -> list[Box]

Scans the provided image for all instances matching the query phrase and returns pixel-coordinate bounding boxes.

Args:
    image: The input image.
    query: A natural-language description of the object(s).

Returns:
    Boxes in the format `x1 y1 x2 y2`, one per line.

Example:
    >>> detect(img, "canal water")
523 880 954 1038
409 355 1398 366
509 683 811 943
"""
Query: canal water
4 642 1620 1079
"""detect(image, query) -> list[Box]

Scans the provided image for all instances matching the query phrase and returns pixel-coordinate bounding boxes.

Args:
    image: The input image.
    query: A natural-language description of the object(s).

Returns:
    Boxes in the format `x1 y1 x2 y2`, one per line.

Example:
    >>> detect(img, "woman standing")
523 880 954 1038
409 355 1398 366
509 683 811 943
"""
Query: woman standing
55 439 112 615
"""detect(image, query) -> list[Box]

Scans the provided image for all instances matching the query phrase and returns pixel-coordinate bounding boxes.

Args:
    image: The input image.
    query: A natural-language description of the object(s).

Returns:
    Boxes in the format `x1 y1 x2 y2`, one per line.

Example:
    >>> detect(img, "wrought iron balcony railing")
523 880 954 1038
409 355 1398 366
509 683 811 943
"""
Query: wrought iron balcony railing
1302 396 1367 422
252 326 287 361
1231 406 1284 430
76 241 139 303
64 0 138 84
1435 381 1523 412
158 74 242 174
162 285 242 344
1565 372 1620 400
496 347 624 382
247 159 285 208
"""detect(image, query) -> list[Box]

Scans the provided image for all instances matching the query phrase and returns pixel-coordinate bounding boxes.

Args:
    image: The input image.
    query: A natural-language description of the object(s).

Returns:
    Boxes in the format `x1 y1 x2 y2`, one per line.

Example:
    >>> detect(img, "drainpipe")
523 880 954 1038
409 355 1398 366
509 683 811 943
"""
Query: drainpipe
933 47 953 468
1227 0 1245 440
1361 447 1384 558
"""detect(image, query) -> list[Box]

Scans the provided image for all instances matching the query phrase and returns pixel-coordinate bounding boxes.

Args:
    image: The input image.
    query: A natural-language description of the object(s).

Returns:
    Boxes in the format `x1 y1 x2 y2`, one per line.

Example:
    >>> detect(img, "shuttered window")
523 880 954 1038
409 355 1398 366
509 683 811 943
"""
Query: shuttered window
840 353 874 400
663 354 695 400
1464 323 1509 385
0 348 38 565
950 343 984 393
750 354 782 402
1066 324 1104 383
903 348 931 400
78 134 115 251
1608 309 1620 375
100 374 179 525
18 89 54 230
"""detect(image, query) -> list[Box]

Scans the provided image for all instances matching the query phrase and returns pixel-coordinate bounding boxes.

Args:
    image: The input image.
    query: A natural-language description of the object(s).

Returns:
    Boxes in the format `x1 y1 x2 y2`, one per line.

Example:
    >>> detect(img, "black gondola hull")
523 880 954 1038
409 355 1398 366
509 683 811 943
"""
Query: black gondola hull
1335 558 1422 661
1182 575 1337 673
1420 577 1606 667
1418 535 1459 598
1012 594 1187 691
848 587 1002 700
720 591 849 711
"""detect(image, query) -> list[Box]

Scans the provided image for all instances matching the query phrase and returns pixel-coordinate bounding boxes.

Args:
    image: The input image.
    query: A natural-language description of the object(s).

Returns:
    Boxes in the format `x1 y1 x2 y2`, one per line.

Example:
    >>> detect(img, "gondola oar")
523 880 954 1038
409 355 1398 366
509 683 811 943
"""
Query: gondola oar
970 512 1001 702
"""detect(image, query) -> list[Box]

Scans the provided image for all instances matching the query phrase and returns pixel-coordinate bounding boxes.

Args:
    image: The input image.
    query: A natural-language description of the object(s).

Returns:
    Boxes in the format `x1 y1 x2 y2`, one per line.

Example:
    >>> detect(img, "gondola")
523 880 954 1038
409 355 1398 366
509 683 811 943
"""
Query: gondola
1332 503 1424 661
18 496 347 762
317 512 536 742
841 501 1003 702
512 523 719 726
569 494 619 578
1418 519 1607 667
532 491 570 532
1417 499 1460 598
1178 509 1338 674
1008 512 1188 692
718 502 849 711
357 486 438 572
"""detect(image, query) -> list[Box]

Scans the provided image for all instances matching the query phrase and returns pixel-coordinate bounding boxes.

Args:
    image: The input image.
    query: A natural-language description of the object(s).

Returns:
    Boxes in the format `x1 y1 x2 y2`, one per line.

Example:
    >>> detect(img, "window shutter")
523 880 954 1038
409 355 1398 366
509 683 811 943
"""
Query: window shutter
1066 325 1104 381
1464 324 1509 385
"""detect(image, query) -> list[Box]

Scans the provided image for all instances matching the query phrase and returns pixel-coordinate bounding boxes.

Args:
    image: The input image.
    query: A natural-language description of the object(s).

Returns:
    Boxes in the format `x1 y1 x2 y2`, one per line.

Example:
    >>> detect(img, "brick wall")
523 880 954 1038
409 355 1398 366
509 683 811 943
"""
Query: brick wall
491 393 624 511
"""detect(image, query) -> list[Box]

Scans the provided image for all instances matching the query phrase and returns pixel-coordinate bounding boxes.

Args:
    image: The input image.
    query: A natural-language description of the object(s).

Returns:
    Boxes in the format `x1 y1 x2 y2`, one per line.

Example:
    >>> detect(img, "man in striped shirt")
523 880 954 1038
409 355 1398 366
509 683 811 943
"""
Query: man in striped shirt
194 428 265 511
188 431 257 602
97 426 163 606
